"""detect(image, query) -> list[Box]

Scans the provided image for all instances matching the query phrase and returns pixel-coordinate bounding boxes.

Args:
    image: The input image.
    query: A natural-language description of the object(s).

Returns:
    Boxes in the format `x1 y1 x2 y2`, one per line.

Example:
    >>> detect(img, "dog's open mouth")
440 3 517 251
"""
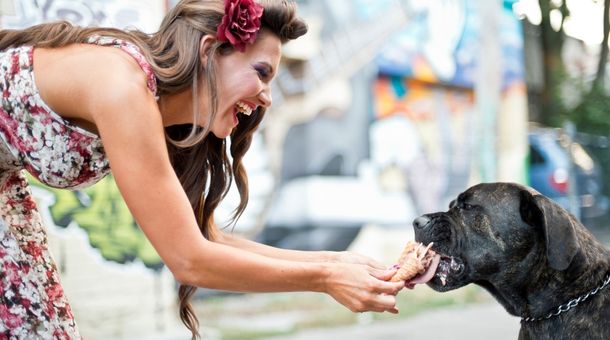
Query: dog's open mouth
435 255 465 286
403 253 465 289
404 253 441 289
392 242 467 289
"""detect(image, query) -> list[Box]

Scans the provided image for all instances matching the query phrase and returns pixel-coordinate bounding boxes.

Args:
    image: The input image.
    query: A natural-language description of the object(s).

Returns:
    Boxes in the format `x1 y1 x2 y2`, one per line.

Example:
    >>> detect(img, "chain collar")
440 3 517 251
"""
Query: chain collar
522 274 610 323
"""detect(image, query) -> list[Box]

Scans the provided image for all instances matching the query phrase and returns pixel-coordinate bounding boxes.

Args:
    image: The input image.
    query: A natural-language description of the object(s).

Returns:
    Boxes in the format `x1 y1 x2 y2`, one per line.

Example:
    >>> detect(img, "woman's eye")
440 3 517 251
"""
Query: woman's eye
254 65 270 79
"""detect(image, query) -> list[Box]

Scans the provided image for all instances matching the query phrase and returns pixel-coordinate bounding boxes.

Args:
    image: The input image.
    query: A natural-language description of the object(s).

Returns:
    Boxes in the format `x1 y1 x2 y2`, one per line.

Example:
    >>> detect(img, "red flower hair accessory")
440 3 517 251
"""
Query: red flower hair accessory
216 0 264 52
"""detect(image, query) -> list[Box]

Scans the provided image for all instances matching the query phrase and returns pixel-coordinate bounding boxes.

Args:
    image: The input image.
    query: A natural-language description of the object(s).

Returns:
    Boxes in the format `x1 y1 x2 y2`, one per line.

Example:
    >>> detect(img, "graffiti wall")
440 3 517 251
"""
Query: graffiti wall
373 77 476 214
29 175 163 269
0 0 165 32
372 0 528 212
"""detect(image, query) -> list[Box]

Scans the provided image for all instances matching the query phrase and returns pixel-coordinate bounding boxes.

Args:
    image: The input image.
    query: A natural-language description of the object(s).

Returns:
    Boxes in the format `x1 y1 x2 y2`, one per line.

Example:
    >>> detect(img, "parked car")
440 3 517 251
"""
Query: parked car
528 127 609 223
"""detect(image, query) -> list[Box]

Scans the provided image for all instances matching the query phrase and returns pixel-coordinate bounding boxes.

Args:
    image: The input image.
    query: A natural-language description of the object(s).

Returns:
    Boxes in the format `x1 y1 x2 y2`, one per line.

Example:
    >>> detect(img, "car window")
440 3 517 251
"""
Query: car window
530 145 545 165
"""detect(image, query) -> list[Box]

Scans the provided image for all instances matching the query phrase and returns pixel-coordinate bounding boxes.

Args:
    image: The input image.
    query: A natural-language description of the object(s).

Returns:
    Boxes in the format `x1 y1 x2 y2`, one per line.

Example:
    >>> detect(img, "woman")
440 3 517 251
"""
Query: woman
0 0 404 338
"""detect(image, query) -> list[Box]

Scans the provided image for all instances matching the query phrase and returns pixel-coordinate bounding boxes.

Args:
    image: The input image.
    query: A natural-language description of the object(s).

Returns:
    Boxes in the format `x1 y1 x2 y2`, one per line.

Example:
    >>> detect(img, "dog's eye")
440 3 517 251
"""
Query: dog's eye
461 203 474 210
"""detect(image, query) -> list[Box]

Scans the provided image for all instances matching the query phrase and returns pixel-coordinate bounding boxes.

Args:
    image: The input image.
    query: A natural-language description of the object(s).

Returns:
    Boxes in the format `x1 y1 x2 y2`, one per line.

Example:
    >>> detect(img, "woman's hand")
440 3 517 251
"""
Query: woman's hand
324 263 403 314
334 250 388 270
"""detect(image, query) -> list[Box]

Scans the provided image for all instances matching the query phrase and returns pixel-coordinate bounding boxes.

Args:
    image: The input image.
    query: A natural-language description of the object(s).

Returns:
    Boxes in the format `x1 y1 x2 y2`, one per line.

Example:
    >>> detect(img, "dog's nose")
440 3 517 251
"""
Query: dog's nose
413 216 431 229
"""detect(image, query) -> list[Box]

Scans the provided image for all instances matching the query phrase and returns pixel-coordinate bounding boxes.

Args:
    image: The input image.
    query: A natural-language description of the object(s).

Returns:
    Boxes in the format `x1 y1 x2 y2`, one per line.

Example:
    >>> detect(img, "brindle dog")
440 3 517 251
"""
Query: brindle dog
413 182 610 340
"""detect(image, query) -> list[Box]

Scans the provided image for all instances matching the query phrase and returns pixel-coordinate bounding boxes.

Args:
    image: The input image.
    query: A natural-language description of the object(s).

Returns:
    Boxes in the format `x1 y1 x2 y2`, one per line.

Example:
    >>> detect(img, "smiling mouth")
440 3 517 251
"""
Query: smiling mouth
236 101 254 116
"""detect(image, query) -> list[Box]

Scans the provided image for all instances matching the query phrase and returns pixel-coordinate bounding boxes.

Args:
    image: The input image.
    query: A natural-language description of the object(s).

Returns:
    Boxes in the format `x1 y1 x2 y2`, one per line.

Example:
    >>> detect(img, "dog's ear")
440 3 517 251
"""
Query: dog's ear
519 189 543 227
519 190 579 271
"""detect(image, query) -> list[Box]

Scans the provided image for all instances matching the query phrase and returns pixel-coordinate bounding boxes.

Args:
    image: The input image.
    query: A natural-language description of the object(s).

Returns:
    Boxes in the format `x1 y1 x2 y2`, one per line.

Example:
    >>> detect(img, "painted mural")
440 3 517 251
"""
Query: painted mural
29 175 163 269
372 0 527 213
372 78 476 214
0 0 164 33
375 0 525 89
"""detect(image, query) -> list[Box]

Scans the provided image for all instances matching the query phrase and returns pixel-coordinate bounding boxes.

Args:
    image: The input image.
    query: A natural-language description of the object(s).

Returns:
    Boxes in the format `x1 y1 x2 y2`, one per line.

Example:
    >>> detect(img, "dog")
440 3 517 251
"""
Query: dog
412 182 610 340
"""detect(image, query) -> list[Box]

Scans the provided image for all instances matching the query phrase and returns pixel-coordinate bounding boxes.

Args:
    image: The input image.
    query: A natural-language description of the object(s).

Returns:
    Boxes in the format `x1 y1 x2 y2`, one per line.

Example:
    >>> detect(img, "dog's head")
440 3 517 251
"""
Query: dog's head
413 182 581 292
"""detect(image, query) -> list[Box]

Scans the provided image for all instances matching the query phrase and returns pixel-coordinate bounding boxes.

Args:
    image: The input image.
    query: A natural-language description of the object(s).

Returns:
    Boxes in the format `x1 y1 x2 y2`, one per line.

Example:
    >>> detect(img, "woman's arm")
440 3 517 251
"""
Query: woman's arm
216 230 388 269
56 49 403 313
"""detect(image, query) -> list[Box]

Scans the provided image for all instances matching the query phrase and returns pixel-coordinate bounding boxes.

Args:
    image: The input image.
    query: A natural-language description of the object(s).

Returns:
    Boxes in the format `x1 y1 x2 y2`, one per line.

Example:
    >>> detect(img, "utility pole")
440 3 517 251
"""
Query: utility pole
564 121 581 220
474 0 503 182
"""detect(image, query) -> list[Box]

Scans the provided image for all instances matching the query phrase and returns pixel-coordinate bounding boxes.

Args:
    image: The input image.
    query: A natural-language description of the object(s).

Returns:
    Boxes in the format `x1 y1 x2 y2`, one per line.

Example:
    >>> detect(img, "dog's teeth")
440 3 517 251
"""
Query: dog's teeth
435 270 448 285
450 258 463 271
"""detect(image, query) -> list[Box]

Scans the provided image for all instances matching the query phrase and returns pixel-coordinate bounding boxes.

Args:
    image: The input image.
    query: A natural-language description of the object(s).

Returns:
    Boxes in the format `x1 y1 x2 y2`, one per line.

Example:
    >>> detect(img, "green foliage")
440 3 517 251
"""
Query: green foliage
569 85 610 135
541 64 571 127
29 175 164 270
535 0 610 133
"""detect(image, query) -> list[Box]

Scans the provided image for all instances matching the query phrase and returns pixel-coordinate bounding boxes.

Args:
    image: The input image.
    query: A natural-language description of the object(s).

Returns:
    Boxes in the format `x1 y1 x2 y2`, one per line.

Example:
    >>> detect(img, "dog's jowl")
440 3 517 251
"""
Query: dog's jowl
413 182 610 340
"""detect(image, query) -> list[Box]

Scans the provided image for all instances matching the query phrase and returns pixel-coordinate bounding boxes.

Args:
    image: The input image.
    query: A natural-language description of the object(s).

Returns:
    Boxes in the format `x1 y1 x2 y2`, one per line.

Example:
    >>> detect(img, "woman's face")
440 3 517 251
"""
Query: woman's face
209 31 281 138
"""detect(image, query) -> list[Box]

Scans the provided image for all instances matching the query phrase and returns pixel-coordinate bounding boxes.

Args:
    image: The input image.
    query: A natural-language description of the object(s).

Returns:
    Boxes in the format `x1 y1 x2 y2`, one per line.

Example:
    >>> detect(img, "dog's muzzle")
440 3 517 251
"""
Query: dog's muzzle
413 216 431 230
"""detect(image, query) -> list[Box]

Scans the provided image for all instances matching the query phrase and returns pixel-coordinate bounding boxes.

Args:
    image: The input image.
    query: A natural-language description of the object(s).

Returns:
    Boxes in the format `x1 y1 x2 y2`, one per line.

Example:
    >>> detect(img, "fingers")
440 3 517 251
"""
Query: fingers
363 272 403 313
369 267 398 282
366 267 404 298
370 270 404 313
328 263 403 315
372 280 404 301
357 291 399 314
375 293 400 314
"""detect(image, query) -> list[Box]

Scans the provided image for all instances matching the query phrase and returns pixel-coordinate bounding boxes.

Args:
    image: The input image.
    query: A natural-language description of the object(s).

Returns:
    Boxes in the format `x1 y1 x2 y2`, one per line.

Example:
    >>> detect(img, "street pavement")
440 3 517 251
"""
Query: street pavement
265 303 520 340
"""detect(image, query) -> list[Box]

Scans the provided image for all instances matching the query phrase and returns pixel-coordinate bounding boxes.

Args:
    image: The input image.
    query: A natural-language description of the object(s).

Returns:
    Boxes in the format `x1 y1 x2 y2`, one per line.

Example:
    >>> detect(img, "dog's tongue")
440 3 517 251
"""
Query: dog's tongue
405 254 441 289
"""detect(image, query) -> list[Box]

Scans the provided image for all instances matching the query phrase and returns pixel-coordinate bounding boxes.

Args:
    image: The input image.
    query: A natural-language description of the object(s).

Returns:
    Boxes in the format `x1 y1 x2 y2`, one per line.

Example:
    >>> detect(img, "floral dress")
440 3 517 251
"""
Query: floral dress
0 36 157 339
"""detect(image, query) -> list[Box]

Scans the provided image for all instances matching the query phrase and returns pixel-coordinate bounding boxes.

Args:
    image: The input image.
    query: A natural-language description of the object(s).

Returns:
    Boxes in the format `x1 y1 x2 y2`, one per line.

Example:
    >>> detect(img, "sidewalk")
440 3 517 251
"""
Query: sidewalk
264 303 520 340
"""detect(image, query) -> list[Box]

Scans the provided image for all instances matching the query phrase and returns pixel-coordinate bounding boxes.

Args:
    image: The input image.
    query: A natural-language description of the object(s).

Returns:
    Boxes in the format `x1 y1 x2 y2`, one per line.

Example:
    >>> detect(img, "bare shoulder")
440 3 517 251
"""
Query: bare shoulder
35 44 171 176
34 43 154 123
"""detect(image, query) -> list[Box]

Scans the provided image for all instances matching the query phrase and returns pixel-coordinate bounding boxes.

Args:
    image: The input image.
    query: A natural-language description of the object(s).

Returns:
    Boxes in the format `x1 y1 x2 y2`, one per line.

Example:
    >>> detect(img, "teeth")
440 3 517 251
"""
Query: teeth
450 258 464 271
435 256 463 286
236 101 253 116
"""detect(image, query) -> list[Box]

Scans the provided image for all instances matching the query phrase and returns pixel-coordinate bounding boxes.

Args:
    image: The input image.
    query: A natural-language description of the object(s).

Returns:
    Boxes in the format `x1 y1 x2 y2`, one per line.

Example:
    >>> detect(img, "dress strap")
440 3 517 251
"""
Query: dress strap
86 35 158 96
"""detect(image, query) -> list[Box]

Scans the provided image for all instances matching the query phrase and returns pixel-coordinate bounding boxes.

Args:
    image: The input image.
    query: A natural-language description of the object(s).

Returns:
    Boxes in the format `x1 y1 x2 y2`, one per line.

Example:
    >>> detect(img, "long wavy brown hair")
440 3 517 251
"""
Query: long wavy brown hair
0 0 307 338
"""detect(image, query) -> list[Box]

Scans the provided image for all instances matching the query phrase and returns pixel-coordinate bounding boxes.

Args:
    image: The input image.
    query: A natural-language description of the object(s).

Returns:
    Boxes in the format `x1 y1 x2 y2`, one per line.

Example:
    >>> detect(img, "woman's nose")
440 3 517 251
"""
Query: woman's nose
258 87 272 108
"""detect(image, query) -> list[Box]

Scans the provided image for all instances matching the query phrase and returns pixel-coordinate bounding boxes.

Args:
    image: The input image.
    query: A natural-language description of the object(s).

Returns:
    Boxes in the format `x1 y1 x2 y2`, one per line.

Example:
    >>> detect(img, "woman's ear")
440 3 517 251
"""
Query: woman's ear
199 35 216 64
